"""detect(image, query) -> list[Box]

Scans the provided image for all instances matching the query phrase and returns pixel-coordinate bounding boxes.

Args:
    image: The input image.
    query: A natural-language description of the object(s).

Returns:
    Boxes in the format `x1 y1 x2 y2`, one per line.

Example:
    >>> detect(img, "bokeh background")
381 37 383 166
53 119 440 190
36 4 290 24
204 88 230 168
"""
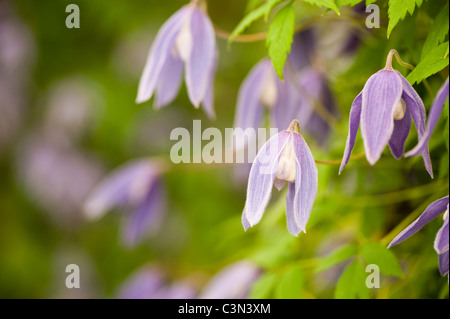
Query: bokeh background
0 0 448 298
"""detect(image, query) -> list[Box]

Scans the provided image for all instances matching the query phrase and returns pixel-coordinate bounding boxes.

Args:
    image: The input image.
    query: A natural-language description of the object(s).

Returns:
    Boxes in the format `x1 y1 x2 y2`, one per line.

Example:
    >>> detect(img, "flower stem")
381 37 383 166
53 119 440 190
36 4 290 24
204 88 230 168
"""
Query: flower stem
384 49 415 71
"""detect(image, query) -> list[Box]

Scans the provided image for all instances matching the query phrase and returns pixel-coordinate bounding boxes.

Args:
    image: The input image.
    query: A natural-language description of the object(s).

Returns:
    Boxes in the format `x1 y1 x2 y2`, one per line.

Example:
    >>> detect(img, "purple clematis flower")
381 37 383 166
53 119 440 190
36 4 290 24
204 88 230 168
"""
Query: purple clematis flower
405 78 449 157
340 50 433 177
136 1 217 119
242 120 318 236
83 159 165 247
198 261 261 299
388 196 449 277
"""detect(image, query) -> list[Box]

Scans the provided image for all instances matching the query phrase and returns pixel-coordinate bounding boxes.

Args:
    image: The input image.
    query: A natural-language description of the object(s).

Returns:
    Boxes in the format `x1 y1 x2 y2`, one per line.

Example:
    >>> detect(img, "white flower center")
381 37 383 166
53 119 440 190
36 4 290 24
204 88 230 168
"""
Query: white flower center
393 99 406 120
174 17 192 62
275 138 296 184
260 71 278 108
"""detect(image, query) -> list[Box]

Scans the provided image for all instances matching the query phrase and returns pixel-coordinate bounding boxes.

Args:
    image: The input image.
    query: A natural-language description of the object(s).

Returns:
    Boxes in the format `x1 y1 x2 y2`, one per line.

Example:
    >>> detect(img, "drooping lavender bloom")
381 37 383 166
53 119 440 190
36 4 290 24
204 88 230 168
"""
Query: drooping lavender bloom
388 196 449 277
198 261 261 299
117 265 197 299
242 120 318 236
136 2 217 119
83 159 165 247
340 50 433 177
405 78 449 157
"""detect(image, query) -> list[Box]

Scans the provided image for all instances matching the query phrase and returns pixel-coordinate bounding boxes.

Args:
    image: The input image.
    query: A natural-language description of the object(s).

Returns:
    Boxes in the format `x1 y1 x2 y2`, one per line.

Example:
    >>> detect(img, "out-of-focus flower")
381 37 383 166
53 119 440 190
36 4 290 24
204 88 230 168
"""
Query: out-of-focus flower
43 76 103 143
18 134 104 227
0 3 35 152
117 265 197 299
83 159 165 247
340 50 433 177
136 1 217 119
388 196 449 277
405 78 449 157
198 261 261 299
242 120 318 236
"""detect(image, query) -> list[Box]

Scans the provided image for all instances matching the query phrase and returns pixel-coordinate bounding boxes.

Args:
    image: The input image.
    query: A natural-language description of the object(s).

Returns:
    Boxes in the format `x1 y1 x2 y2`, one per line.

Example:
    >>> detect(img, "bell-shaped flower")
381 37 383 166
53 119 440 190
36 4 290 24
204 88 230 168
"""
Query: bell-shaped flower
198 261 261 299
136 2 217 119
83 159 165 247
339 50 433 177
242 120 318 236
405 78 449 157
388 196 449 277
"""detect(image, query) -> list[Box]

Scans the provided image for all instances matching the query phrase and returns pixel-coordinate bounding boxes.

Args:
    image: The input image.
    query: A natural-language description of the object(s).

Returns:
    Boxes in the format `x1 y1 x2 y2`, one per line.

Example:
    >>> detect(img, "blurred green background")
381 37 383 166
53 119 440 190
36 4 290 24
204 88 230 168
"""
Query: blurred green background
0 0 448 298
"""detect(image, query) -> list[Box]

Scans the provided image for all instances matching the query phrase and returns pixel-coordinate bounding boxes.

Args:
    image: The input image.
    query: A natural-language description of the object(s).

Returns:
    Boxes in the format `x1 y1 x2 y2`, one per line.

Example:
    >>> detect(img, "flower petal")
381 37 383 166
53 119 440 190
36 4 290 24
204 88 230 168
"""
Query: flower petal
396 71 433 177
242 131 290 228
201 47 218 119
405 78 449 157
154 52 184 109
185 7 216 107
339 92 362 174
438 250 449 276
83 160 156 220
136 6 190 104
122 179 165 247
290 132 318 233
434 205 449 255
361 70 403 165
388 105 412 159
388 196 450 248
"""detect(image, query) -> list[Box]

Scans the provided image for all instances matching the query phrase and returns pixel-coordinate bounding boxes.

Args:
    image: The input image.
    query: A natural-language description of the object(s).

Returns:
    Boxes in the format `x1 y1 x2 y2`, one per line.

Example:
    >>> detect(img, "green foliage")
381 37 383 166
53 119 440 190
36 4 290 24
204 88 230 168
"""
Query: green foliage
302 0 341 14
228 4 267 44
407 42 449 85
315 244 358 273
274 265 304 298
421 8 449 59
249 273 279 298
361 242 404 278
335 0 365 6
335 260 370 299
266 3 296 79
387 0 423 38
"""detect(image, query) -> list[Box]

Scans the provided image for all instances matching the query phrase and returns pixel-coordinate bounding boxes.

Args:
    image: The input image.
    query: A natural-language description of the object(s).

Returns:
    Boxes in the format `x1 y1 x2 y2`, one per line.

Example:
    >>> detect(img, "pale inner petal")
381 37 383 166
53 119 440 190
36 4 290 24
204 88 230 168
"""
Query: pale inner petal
393 98 406 120
174 15 192 62
260 70 278 108
275 137 296 184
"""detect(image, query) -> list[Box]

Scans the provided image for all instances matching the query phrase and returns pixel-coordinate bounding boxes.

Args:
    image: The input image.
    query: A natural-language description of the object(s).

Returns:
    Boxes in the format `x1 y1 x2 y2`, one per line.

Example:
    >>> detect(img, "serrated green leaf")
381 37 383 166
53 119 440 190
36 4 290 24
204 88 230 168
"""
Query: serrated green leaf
228 4 267 45
421 8 449 59
266 3 295 80
246 0 265 13
387 0 423 38
366 0 377 5
315 244 358 273
361 242 404 278
249 273 279 299
303 0 341 14
335 260 370 299
336 0 364 6
407 42 450 85
274 265 304 299
264 0 286 20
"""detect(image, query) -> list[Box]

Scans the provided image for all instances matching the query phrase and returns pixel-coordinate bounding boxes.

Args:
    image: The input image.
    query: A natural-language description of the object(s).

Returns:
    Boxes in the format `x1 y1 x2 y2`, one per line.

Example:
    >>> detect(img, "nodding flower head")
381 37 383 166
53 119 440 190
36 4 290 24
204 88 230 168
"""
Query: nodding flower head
340 49 433 177
83 159 165 247
136 1 217 119
405 78 449 158
388 196 449 277
242 120 318 236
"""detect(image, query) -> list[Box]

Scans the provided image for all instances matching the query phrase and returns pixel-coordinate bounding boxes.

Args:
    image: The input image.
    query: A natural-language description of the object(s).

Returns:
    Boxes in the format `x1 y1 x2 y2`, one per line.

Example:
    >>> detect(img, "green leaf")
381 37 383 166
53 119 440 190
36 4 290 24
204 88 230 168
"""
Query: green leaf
274 265 304 299
228 4 267 45
387 0 423 38
249 273 279 299
361 242 404 278
266 3 295 80
366 0 377 5
407 42 450 85
315 244 358 273
335 260 370 299
264 0 286 19
421 8 449 59
246 0 265 13
303 0 340 14
336 0 364 6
